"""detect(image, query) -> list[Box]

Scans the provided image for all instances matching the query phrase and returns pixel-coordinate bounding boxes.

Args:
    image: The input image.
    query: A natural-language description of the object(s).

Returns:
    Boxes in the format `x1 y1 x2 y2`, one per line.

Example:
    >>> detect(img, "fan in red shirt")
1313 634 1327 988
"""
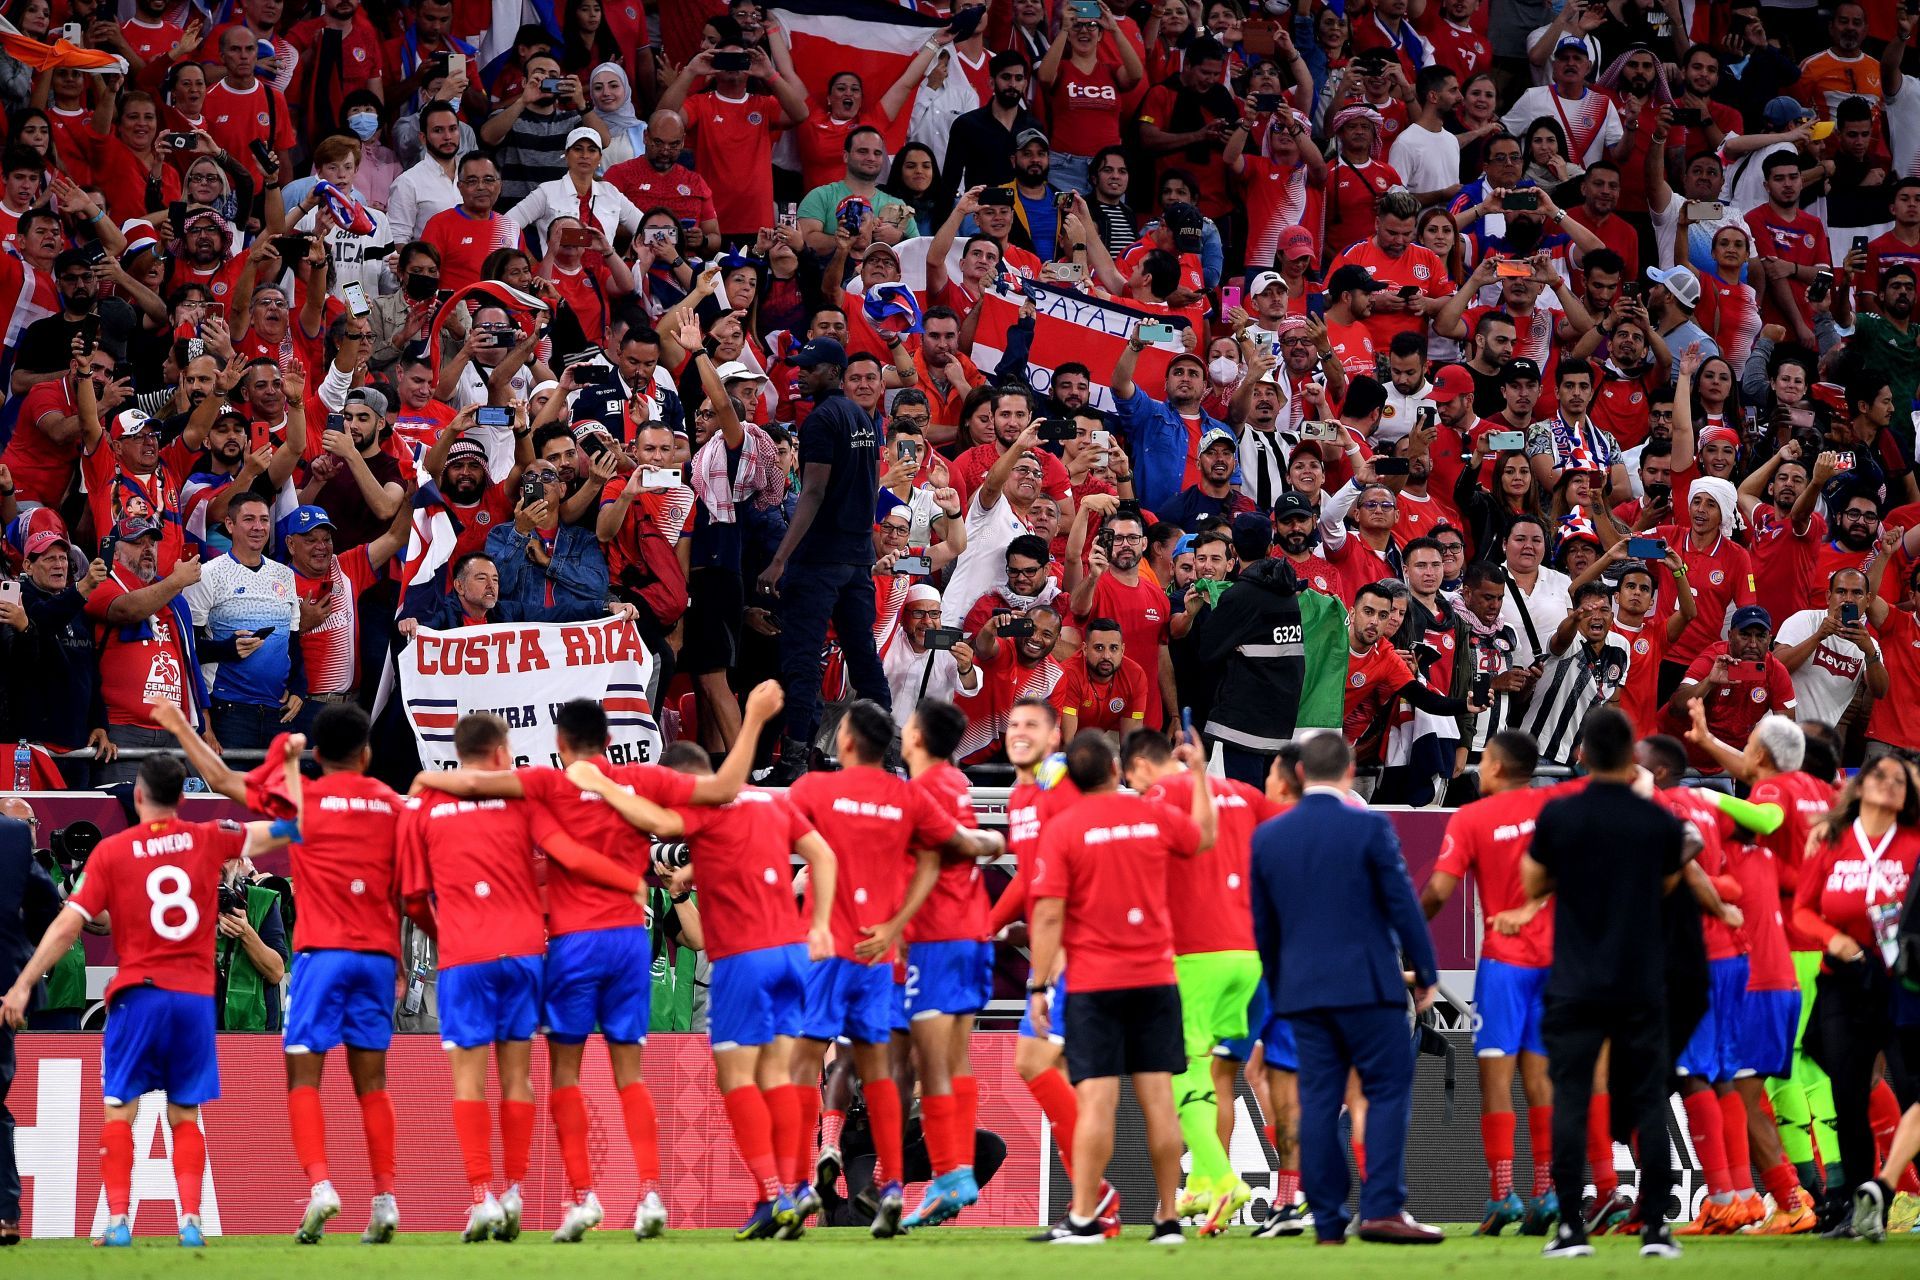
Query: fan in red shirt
417 684 782 1237
780 700 1003 1236
1231 108 1329 270
1416 0 1492 82
1659 480 1756 676
1420 731 1562 1218
1028 730 1213 1238
1865 559 1920 756
1328 190 1454 349
1322 107 1402 259
604 121 721 240
1666 608 1797 770
1054 620 1150 736
420 159 520 294
0 753 286 1247
1343 583 1417 745
1610 555 1694 738
1066 513 1173 728
1742 450 1826 626
658 44 807 235
1742 154 1828 344
202 26 298 190
396 710 662 1235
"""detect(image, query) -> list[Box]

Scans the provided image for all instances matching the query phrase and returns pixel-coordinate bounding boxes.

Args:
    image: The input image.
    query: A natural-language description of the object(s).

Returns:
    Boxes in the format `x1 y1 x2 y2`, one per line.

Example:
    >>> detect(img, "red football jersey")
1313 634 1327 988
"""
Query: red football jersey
1031 791 1200 991
786 766 959 963
396 794 548 968
1726 839 1797 991
1659 527 1757 667
905 762 989 945
1752 770 1836 951
1053 653 1150 735
1748 507 1826 633
1657 785 1742 960
1144 770 1275 955
1343 638 1415 743
517 759 697 938
1793 822 1920 951
293 772 404 957
71 817 247 1001
990 778 1083 934
1434 785 1553 967
675 788 815 960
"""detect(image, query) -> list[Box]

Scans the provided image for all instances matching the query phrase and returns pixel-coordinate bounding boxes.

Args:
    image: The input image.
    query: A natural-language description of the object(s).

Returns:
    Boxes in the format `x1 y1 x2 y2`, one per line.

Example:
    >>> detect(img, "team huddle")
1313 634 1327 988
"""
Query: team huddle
2 684 1915 1250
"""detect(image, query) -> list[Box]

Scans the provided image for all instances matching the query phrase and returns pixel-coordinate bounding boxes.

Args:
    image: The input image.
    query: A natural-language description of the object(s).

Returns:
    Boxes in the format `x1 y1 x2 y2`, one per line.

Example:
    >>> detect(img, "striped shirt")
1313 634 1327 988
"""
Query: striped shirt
1523 633 1631 767
494 108 587 211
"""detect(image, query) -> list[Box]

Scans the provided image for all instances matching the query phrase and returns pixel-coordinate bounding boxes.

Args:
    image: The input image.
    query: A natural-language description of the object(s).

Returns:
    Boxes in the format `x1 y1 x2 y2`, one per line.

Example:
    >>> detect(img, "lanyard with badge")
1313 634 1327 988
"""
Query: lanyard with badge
1852 818 1906 967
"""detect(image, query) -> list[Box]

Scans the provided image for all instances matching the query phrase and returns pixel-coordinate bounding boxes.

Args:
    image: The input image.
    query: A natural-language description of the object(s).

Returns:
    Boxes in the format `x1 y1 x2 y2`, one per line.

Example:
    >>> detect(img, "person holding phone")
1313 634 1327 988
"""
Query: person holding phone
202 25 296 190
656 42 809 236
1665 605 1796 770
479 52 608 211
505 129 644 266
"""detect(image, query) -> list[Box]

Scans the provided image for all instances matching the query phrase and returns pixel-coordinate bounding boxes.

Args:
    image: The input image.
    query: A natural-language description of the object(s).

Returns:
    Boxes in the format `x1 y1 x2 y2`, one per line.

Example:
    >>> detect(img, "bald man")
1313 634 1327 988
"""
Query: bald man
604 109 722 254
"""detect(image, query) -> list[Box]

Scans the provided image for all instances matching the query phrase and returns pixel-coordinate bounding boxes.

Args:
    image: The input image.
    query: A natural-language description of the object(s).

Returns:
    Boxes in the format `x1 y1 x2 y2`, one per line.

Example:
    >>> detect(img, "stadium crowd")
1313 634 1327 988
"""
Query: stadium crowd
0 0 1915 1259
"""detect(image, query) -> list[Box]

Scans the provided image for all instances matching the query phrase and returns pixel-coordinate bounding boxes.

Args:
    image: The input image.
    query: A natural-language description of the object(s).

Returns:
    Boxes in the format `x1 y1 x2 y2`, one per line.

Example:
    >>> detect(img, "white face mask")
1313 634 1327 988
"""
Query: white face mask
1209 356 1241 386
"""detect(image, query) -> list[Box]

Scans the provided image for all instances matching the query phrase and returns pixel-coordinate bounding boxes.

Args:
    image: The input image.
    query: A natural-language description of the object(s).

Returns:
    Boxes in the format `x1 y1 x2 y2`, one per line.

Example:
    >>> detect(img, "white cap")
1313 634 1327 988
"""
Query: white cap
714 360 764 383
565 126 603 151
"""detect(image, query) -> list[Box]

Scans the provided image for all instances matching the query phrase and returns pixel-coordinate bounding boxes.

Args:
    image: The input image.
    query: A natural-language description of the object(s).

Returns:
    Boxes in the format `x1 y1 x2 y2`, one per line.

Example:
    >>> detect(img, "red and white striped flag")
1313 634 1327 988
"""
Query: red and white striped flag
969 279 1191 412
771 0 946 151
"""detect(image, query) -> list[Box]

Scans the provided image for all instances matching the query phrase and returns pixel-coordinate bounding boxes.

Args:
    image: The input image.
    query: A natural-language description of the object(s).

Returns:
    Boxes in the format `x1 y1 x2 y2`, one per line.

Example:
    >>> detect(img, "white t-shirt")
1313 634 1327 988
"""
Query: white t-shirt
1498 565 1573 667
1774 608 1868 726
1389 122 1462 199
941 489 1031 628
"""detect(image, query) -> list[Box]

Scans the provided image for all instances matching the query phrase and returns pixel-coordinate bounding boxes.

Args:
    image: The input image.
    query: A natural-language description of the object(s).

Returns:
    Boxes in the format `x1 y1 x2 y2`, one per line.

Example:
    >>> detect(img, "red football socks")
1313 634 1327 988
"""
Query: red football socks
453 1099 493 1198
287 1085 330 1185
1588 1096 1617 1200
1481 1110 1516 1198
171 1121 205 1218
358 1089 397 1195
952 1074 979 1168
723 1085 781 1201
1025 1070 1078 1178
618 1081 661 1187
1352 1137 1368 1181
1761 1159 1800 1207
1718 1092 1753 1193
922 1092 959 1176
866 1079 904 1186
763 1084 802 1187
101 1118 134 1217
500 1099 534 1188
1681 1090 1730 1195
550 1085 594 1199
1528 1105 1553 1198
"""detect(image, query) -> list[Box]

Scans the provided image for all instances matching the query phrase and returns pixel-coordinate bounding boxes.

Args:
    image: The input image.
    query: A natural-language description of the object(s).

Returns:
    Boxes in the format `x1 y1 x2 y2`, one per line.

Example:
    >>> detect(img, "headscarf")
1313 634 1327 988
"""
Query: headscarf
1329 106 1385 160
1689 476 1739 540
590 62 645 158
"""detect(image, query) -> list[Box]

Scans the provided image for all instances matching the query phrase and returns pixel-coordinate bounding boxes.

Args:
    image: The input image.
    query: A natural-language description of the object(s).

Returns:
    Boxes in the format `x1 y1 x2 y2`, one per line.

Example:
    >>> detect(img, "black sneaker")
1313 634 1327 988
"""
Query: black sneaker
1542 1223 1593 1259
1852 1179 1889 1243
1031 1216 1104 1245
757 739 813 787
1252 1203 1311 1238
1639 1224 1681 1258
1148 1218 1185 1246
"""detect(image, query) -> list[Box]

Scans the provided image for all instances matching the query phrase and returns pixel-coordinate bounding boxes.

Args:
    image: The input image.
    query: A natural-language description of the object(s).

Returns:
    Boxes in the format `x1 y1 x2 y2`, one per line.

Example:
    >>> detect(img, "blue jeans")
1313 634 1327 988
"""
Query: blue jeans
775 560 889 745
1049 151 1092 195
211 700 282 751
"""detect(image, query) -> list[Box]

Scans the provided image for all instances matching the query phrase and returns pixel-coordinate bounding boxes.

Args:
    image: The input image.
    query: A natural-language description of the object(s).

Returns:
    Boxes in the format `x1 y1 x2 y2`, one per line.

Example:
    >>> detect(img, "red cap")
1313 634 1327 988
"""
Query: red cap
1429 364 1476 403
1280 227 1316 260
23 530 67 557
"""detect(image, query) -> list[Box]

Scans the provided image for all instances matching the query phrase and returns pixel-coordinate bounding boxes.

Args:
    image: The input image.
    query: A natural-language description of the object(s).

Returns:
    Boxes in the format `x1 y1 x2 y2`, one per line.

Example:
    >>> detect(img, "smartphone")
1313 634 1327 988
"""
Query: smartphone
1301 420 1344 443
1626 536 1667 560
777 203 798 230
1398 284 1420 300
476 405 513 428
1040 261 1086 283
77 315 99 357
1684 200 1724 221
1091 428 1111 448
1841 602 1862 625
1668 107 1705 128
59 22 81 43
640 466 682 490
167 200 188 240
1807 268 1834 305
427 51 452 79
539 76 562 93
892 554 933 577
559 226 594 248
1504 189 1540 211
0 580 19 609
1851 234 1870 261
1485 429 1527 451
342 280 370 317
165 131 195 151
249 139 275 174
1180 706 1195 739
999 614 1036 637
924 626 964 650
1220 285 1242 314
711 51 751 73
97 536 117 565
271 234 311 266
1069 0 1103 17
326 412 346 435
896 438 920 463
1252 92 1284 113
1138 321 1177 343
645 226 675 245
1471 669 1492 705
976 186 1016 208
1644 482 1671 505
249 420 271 452
1373 457 1411 476
520 472 546 507
1495 258 1535 279
1732 659 1767 678
251 627 277 640
1037 418 1076 442
1418 405 1437 431
1619 281 1644 304
1833 452 1856 473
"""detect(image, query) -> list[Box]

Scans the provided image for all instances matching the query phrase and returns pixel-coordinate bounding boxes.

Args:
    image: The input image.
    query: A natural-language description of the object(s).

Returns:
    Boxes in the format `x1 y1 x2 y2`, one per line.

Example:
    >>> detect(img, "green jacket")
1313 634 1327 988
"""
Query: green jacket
1854 313 1920 450
42 862 86 1013
649 888 697 1032
216 884 283 1032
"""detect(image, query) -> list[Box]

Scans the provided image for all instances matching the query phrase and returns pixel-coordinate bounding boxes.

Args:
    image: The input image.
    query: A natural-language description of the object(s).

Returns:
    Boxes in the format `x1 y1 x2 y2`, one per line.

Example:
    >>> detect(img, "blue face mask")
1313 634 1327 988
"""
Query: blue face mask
346 112 379 140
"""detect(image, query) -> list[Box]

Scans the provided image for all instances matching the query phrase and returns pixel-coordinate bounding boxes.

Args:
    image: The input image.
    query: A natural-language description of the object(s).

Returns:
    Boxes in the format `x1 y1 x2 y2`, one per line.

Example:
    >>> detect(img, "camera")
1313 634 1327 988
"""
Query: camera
49 820 102 875
651 839 691 869
219 880 249 917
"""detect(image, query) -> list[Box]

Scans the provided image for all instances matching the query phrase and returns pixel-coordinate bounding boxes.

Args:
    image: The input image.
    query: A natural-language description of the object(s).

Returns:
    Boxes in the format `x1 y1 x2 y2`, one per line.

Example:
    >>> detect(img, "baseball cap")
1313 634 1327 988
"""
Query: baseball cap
565 126 603 150
1274 492 1316 520
1500 357 1543 386
1763 96 1815 130
1646 264 1700 309
282 506 336 537
343 386 389 417
1553 34 1592 57
1197 426 1236 456
790 337 848 370
713 360 763 384
1248 269 1286 296
1430 364 1476 402
1729 605 1773 634
1014 126 1049 150
1326 264 1387 297
1167 350 1207 375
111 408 154 438
1163 202 1204 233
443 437 488 466
113 513 163 541
23 530 68 558
1280 227 1316 261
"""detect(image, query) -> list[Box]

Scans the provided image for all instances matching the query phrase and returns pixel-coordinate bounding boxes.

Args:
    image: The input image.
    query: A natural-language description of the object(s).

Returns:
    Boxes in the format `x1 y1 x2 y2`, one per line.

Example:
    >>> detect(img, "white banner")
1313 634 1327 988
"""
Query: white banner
399 615 660 770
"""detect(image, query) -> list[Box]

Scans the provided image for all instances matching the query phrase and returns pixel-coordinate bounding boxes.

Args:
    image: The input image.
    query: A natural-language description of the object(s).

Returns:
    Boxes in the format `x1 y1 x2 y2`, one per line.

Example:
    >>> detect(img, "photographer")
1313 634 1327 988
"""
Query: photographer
647 842 705 1035
214 853 288 1033
0 798 61 1240
483 457 611 617
883 584 980 725
4 799 88 1032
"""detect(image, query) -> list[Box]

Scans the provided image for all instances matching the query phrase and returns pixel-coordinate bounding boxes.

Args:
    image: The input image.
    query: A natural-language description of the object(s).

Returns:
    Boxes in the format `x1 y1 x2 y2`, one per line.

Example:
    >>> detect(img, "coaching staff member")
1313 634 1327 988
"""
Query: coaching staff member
0 803 62 1243
1027 730 1217 1245
756 336 891 781
1249 731 1442 1245
1523 707 1689 1260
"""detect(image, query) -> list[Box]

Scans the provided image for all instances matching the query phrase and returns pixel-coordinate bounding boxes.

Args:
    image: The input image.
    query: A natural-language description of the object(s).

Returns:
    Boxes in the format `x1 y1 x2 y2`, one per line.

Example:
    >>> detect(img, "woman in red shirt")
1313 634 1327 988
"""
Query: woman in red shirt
1037 2 1144 194
1792 754 1920 1231
93 91 182 226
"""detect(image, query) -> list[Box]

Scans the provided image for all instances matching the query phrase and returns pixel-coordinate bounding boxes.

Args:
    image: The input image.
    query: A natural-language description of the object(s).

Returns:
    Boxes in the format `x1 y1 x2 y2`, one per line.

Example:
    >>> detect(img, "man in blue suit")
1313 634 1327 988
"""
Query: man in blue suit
0 803 63 1244
1249 731 1442 1245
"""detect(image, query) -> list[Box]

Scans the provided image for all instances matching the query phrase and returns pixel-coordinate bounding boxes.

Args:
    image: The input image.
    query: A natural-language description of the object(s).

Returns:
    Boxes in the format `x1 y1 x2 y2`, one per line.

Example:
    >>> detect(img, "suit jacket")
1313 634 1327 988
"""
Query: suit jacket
0 816 62 1001
1250 790 1438 1016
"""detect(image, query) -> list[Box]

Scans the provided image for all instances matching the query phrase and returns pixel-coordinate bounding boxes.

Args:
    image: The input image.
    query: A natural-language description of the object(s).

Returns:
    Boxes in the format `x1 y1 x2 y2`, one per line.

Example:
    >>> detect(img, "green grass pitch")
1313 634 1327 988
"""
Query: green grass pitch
17 1224 1915 1279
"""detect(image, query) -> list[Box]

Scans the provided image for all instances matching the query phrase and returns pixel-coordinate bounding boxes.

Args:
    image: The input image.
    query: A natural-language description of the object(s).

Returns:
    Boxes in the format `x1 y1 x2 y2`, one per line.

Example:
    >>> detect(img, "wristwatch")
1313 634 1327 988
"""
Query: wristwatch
1025 980 1049 994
